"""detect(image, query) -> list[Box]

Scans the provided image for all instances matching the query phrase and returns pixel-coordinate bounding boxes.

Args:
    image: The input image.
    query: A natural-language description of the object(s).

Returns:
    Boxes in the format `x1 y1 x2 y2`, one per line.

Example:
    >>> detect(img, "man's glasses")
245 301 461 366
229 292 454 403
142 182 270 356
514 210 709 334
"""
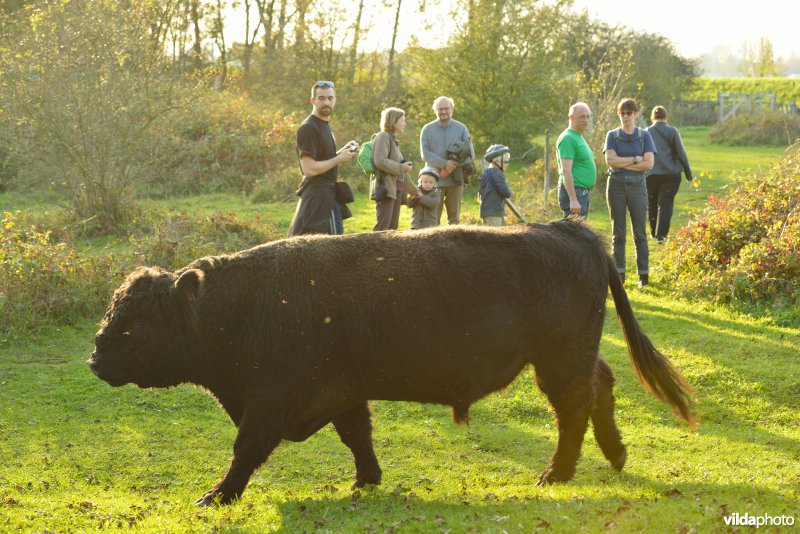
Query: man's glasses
619 111 634 116
315 80 335 88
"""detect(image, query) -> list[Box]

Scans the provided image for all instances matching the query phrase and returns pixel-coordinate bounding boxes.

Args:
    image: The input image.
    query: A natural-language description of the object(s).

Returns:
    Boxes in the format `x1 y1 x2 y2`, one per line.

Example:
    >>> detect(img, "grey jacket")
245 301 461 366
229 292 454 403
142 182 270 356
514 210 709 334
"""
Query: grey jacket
419 119 473 187
371 131 419 200
646 121 693 179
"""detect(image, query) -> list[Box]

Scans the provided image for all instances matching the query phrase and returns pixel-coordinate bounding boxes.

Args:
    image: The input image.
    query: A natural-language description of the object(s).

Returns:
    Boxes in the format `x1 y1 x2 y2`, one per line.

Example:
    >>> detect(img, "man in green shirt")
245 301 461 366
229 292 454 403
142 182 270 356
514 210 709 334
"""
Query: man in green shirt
557 102 597 218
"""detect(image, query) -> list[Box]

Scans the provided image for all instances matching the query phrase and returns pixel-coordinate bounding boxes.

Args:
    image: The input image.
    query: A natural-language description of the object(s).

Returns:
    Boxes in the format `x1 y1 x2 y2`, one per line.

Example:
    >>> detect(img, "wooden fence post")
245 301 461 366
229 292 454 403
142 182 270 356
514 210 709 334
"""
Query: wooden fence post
544 129 550 209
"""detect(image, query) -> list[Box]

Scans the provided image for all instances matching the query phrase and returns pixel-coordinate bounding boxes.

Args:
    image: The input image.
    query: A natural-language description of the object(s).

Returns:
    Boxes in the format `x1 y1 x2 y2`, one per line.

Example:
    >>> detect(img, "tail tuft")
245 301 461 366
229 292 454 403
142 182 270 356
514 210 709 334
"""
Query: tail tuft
607 256 697 427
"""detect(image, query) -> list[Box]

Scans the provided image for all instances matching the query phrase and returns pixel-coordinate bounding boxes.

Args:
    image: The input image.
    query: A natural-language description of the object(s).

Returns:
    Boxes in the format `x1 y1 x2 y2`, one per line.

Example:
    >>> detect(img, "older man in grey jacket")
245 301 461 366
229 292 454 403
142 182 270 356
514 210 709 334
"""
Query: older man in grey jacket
420 96 474 225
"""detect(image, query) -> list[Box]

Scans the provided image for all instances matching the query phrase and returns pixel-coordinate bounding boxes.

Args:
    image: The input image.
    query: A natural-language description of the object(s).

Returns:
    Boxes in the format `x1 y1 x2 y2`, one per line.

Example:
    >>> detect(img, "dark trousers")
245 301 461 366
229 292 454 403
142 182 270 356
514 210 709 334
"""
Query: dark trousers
437 184 463 225
646 173 681 239
373 195 402 231
606 175 649 275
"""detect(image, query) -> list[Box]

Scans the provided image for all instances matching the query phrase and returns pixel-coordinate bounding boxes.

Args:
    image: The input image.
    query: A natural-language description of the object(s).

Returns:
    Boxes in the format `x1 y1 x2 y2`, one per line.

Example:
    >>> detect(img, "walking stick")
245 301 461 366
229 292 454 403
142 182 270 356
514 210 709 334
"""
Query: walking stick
505 198 526 223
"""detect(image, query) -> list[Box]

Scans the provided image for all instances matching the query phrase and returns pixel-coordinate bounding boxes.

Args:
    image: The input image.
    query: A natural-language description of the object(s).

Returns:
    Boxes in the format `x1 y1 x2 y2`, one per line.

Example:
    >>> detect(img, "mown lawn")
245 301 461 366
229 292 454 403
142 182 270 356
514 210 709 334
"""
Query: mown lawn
1 127 798 532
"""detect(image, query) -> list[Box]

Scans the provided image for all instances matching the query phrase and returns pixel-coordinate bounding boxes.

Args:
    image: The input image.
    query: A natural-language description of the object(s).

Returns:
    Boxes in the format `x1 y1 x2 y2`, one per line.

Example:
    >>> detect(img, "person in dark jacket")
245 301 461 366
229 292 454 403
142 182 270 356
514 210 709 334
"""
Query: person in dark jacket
288 81 359 237
408 167 442 230
645 105 694 244
478 144 513 226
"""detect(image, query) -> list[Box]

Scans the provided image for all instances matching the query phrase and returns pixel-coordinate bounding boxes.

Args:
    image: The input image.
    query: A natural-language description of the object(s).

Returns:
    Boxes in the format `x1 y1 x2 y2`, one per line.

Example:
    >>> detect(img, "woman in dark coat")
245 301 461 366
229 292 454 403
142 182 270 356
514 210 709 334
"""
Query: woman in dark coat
645 105 694 244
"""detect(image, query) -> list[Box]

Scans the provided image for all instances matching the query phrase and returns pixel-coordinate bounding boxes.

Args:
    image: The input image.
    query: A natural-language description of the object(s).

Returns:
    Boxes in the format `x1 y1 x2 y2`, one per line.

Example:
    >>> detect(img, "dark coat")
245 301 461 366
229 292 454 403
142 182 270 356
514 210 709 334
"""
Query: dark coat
89 221 695 505
478 167 513 217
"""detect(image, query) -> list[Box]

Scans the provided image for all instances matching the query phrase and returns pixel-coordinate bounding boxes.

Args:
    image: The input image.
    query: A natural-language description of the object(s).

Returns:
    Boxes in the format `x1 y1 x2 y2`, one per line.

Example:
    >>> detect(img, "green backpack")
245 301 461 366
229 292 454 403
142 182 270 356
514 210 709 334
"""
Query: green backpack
357 133 379 176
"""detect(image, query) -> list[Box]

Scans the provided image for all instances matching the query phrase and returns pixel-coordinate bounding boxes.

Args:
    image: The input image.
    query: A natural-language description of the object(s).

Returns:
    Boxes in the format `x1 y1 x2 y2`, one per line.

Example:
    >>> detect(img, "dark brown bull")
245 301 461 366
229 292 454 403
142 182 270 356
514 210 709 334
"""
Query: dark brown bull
88 221 695 505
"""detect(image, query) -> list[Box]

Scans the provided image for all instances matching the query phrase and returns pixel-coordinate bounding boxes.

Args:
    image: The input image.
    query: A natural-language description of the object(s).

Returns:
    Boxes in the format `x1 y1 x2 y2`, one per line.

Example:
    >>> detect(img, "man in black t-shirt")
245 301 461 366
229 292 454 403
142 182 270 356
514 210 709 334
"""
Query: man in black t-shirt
288 81 359 236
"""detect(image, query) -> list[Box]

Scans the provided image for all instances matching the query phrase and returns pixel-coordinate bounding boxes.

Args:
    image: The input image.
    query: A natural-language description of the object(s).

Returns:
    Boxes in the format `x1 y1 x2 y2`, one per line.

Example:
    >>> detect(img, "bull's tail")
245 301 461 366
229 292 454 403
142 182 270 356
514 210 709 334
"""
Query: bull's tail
607 255 698 427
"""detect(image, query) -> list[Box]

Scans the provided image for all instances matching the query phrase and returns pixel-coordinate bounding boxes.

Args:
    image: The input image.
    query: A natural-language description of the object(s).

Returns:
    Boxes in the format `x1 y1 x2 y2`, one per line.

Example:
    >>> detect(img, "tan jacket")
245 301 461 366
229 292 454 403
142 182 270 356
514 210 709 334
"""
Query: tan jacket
371 131 419 200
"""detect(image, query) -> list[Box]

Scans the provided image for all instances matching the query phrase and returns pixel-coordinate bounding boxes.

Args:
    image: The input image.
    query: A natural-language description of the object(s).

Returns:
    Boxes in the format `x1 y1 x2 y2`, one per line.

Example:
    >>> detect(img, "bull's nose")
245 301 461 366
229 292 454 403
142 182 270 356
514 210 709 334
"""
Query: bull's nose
87 353 101 375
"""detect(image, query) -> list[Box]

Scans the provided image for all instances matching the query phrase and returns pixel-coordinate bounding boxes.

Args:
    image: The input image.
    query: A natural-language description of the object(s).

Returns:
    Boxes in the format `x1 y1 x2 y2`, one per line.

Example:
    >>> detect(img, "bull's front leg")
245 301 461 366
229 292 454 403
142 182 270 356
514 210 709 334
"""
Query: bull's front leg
195 412 281 506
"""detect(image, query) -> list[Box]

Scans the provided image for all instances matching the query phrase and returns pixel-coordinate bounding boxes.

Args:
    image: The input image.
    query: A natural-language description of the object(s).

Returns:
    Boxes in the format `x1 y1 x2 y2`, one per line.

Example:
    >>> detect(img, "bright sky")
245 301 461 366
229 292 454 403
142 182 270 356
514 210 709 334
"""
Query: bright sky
223 1 799 60
570 0 798 59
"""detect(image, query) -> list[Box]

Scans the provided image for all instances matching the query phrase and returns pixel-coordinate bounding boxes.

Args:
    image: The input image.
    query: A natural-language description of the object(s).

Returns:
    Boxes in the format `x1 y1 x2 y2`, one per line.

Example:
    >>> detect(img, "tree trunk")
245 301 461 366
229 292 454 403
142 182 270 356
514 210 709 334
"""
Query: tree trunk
348 0 364 83
214 0 227 88
190 0 203 70
386 0 402 92
294 0 308 48
256 0 277 52
276 0 287 50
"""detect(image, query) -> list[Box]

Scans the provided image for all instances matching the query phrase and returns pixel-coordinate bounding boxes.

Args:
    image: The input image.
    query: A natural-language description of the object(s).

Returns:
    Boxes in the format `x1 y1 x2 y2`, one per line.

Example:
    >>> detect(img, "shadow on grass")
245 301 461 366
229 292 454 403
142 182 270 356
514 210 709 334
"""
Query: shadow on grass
601 294 800 460
269 476 796 532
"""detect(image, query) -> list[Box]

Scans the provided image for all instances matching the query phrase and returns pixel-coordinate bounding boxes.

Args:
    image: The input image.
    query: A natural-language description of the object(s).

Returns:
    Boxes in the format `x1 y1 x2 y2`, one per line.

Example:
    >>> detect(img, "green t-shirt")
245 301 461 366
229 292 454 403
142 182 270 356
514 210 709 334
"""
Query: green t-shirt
556 128 596 189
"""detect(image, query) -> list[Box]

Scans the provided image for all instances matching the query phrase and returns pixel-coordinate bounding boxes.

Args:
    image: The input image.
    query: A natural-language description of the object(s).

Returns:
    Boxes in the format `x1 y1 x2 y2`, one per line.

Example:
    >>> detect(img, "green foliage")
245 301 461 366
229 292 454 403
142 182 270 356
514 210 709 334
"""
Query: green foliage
407 0 570 153
129 207 283 270
144 92 303 199
0 1 192 230
657 150 800 325
0 207 282 336
0 211 120 336
709 112 800 146
684 78 800 102
561 15 699 117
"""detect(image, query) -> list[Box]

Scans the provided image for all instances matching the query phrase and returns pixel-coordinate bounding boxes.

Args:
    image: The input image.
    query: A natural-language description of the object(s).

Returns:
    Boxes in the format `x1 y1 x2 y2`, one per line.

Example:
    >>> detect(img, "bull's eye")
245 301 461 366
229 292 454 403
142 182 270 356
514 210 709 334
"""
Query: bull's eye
120 322 141 337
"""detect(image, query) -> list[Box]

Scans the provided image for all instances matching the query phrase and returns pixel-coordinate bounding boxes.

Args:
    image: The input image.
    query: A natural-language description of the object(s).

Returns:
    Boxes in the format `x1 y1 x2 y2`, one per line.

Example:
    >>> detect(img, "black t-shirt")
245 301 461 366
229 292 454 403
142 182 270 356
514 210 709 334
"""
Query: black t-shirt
296 114 337 184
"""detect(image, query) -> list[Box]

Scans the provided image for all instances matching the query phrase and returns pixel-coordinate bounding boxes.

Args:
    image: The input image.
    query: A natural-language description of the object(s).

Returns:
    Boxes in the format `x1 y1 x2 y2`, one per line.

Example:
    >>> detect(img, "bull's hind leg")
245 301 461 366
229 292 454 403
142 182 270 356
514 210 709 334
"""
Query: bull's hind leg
535 370 595 485
591 358 627 471
333 402 382 488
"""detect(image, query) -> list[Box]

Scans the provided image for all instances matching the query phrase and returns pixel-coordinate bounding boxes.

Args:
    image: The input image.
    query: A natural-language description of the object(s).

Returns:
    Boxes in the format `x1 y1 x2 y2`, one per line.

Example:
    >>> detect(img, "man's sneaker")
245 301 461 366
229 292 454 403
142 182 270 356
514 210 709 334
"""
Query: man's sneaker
657 236 667 244
638 274 649 288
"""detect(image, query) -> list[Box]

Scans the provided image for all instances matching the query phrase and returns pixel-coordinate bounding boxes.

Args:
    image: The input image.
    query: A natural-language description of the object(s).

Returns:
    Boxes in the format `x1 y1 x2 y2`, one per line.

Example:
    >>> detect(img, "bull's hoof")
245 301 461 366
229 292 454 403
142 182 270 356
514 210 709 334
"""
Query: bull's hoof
351 466 382 489
194 495 217 507
610 449 627 471
535 468 573 487
351 480 381 491
194 489 236 506
351 474 382 490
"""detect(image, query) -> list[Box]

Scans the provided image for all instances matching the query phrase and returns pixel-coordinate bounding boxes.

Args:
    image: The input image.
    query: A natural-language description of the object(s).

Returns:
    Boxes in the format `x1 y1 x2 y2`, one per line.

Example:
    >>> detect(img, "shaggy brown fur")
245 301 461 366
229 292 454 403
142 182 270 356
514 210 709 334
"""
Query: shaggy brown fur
88 220 695 505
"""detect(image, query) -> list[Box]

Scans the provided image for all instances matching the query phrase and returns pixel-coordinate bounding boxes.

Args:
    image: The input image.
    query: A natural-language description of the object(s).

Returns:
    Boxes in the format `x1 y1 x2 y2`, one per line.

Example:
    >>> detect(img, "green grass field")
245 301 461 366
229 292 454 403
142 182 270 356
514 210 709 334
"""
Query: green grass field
1 127 798 532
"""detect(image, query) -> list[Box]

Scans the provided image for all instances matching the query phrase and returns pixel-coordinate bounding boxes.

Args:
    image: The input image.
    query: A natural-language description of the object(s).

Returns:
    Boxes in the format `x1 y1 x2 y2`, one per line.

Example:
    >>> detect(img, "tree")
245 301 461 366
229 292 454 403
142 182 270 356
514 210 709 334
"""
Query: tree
561 15 698 115
0 1 194 229
740 37 784 77
408 0 571 152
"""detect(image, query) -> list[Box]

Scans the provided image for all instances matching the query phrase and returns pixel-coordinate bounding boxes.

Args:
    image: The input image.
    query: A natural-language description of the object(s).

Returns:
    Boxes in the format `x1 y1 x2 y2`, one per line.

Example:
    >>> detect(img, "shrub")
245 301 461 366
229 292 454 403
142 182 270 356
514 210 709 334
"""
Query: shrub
504 156 557 221
0 207 285 336
129 208 284 270
145 92 304 200
709 112 800 146
0 212 121 336
0 2 190 230
657 149 800 325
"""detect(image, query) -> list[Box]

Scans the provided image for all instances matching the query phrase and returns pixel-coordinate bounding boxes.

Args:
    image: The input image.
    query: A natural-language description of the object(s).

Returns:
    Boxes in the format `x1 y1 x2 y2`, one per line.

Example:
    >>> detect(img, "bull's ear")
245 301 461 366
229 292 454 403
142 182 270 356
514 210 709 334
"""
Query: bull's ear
171 269 204 331
173 269 204 302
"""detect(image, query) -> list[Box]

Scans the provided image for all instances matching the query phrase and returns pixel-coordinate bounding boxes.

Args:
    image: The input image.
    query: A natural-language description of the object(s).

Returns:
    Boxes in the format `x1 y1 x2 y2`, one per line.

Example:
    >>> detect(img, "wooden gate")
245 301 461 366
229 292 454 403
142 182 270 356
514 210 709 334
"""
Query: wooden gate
718 93 777 121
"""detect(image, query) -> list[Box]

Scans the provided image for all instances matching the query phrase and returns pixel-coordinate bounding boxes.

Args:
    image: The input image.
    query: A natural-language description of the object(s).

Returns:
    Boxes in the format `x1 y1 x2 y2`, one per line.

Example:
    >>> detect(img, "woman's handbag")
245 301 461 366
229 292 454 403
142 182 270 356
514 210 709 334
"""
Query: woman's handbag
370 177 388 202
